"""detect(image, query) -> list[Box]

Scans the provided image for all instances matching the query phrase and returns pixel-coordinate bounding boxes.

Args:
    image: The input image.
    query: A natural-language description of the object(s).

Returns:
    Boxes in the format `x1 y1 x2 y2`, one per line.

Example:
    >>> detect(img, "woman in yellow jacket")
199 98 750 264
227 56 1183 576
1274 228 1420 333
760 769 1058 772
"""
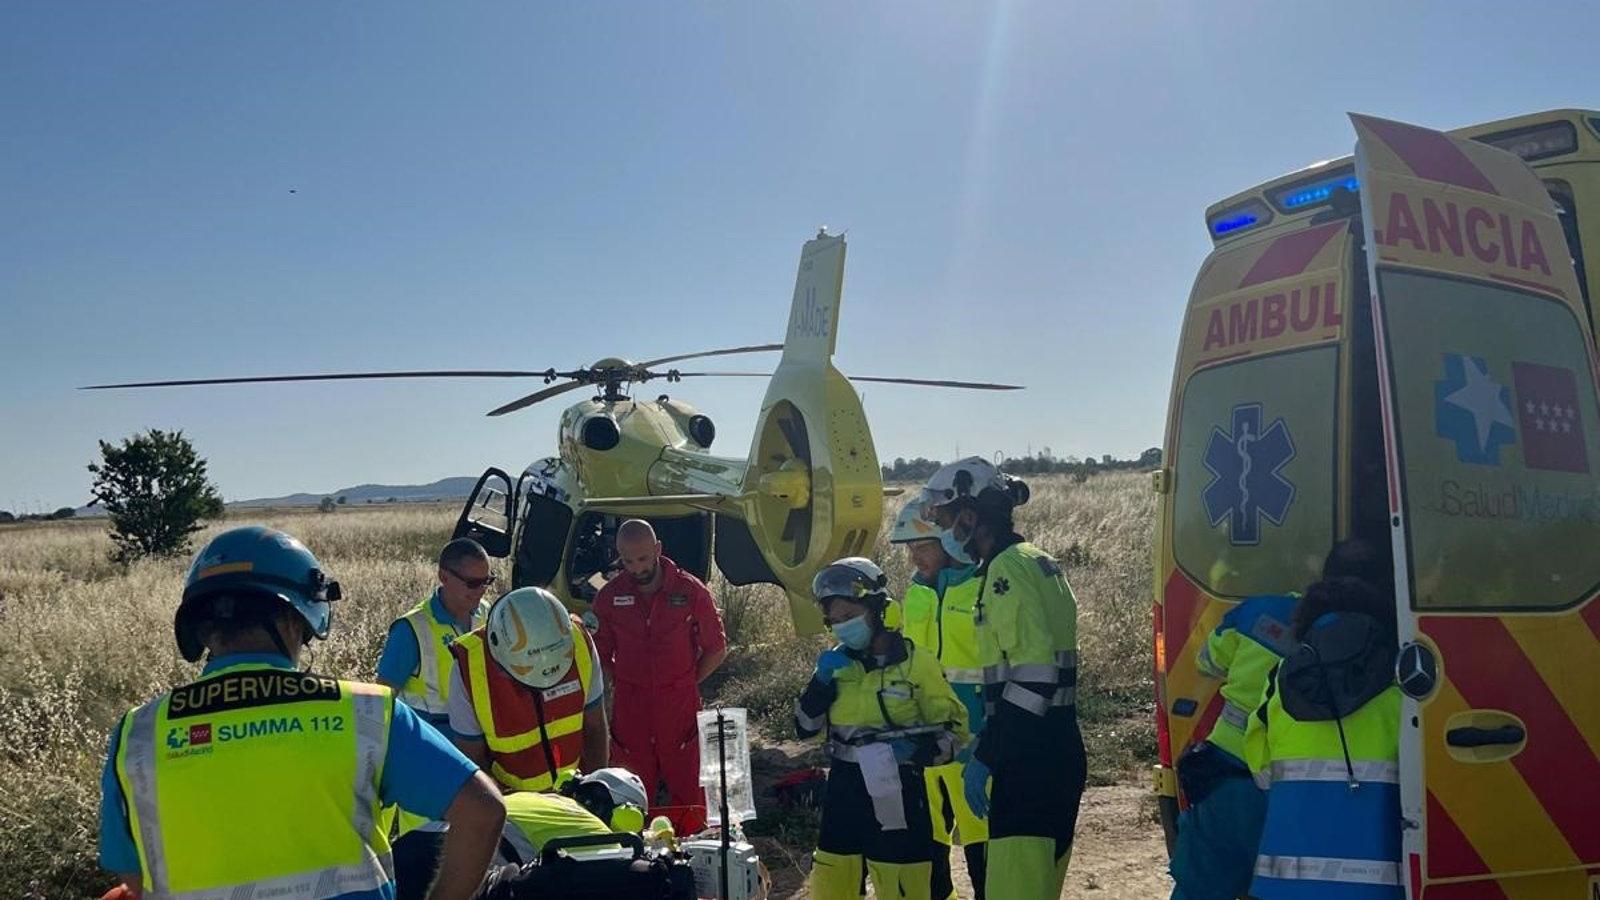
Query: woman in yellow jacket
796 557 972 900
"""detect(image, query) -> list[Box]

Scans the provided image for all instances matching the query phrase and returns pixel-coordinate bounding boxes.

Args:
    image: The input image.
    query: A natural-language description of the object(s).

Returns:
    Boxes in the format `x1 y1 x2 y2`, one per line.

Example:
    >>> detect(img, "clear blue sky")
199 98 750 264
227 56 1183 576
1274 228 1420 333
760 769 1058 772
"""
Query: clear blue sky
3 2 1593 510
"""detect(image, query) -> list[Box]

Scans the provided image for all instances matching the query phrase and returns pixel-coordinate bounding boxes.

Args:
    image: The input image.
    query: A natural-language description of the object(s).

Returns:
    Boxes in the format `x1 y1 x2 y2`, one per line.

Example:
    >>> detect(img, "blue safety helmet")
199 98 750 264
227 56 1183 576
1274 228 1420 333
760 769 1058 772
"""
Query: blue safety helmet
175 526 341 662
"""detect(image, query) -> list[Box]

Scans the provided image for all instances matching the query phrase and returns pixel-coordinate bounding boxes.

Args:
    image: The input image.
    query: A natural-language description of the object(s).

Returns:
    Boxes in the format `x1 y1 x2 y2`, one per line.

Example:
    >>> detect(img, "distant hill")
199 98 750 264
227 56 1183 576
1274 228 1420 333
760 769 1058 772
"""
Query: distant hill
66 475 477 518
231 476 479 508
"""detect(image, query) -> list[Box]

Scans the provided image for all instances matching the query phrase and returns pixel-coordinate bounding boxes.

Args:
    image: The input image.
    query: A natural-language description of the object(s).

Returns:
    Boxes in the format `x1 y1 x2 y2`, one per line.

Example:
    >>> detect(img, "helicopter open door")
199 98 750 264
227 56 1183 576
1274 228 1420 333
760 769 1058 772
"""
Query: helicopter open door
453 467 517 558
1353 114 1600 897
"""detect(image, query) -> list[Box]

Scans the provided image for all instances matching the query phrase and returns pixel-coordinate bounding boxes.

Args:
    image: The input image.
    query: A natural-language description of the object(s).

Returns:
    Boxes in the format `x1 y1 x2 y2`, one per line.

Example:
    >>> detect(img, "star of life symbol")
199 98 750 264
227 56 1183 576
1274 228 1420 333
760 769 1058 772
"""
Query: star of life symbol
1434 353 1516 466
1202 403 1297 546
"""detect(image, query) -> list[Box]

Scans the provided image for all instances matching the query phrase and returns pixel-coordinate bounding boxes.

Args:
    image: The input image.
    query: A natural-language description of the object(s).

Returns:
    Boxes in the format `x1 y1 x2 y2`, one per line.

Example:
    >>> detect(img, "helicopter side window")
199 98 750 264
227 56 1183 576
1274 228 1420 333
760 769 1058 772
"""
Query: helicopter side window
512 493 573 589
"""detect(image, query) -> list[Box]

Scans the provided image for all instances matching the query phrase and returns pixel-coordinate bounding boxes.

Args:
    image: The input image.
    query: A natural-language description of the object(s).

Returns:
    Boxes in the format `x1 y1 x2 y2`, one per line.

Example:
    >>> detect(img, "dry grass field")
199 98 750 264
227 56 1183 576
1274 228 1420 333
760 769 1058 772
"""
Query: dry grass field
0 472 1166 897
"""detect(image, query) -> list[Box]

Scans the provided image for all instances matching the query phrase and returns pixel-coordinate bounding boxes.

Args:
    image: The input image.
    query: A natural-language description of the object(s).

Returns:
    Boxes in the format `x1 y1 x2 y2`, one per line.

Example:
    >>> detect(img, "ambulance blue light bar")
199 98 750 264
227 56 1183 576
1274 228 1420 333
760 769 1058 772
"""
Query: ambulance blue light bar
1208 199 1272 239
1477 121 1578 162
1272 172 1360 212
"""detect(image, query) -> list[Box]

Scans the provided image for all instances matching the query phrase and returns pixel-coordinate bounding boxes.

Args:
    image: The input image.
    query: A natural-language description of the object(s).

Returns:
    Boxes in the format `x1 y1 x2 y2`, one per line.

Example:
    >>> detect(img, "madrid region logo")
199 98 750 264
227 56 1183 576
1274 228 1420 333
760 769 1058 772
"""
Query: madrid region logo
1435 352 1589 472
1434 353 1516 465
1203 403 1297 545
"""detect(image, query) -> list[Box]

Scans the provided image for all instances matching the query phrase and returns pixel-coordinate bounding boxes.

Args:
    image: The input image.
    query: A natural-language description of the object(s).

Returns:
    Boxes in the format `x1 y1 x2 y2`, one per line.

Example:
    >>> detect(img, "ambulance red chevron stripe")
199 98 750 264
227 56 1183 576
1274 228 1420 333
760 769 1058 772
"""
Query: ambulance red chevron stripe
1422 614 1600 864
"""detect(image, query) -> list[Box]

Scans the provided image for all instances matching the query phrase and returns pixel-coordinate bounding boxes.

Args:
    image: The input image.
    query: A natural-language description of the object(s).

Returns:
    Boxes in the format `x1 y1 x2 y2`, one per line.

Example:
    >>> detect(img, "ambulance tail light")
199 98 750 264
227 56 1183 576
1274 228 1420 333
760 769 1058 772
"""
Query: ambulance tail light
1477 120 1578 162
1153 602 1173 768
1207 199 1271 239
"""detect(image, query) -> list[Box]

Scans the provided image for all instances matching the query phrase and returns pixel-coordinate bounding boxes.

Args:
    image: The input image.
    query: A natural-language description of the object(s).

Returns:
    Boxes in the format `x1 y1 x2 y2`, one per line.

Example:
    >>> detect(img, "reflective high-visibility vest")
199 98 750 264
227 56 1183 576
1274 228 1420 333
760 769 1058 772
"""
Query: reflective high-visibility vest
901 565 983 685
498 792 611 864
1196 594 1297 763
1246 675 1403 899
394 592 491 716
451 621 595 792
974 540 1078 718
113 663 394 898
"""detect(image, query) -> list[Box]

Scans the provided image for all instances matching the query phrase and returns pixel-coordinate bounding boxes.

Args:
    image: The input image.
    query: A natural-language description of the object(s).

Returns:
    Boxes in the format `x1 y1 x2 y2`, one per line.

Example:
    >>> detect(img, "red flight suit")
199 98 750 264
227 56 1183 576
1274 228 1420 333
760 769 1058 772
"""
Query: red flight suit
592 556 726 835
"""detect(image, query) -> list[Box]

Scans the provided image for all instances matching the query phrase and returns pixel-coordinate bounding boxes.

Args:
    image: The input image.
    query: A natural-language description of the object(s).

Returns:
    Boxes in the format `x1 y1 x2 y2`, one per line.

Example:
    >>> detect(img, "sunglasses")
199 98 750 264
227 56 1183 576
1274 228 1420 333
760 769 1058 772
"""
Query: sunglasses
445 567 498 590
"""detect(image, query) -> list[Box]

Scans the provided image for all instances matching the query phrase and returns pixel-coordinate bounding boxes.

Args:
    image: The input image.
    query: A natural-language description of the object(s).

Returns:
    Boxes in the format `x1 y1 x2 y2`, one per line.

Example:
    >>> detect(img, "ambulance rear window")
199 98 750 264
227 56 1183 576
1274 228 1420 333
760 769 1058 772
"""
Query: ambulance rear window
1377 269 1600 611
1170 346 1339 599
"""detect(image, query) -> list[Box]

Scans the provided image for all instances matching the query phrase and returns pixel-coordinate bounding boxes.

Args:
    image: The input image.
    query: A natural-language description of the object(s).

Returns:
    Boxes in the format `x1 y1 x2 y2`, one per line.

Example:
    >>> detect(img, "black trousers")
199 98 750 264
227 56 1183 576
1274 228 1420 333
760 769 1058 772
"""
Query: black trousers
816 759 953 896
984 708 1088 859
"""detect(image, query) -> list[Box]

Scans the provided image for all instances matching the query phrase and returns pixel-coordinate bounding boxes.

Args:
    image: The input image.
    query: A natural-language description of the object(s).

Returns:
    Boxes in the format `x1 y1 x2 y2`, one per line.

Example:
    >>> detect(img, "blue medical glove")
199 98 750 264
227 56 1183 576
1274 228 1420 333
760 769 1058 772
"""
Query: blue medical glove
814 648 852 683
962 755 991 819
889 737 916 764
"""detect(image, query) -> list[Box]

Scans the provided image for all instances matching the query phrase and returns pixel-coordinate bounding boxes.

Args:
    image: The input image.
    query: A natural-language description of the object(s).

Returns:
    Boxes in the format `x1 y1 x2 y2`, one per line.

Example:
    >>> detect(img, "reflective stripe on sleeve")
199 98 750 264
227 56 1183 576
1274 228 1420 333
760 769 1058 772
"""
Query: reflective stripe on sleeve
1219 701 1251 731
944 666 984 685
795 700 827 733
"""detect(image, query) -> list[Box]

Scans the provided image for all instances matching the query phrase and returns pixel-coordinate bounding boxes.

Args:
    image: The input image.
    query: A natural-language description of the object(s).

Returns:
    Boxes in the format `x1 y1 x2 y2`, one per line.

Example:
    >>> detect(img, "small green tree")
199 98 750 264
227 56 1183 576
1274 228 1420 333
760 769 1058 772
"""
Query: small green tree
51 507 76 520
337 495 347 505
88 429 225 563
318 496 337 513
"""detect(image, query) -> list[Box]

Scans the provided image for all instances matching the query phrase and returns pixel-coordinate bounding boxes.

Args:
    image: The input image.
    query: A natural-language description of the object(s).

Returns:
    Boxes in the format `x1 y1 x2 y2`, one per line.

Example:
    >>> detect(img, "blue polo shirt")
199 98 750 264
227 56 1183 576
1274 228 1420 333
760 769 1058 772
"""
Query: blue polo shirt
99 653 479 898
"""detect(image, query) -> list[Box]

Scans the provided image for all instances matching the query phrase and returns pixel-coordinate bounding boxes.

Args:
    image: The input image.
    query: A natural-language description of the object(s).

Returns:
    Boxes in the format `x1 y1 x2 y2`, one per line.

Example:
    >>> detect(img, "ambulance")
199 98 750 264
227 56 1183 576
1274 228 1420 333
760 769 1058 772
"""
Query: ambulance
1153 110 1600 897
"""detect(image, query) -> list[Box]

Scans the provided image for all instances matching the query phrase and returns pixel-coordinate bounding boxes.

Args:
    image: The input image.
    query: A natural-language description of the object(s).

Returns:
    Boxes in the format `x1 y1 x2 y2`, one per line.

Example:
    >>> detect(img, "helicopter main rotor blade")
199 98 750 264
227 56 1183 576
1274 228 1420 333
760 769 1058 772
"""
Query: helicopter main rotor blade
673 372 1024 391
847 376 1023 391
81 370 554 390
639 343 783 368
486 380 587 417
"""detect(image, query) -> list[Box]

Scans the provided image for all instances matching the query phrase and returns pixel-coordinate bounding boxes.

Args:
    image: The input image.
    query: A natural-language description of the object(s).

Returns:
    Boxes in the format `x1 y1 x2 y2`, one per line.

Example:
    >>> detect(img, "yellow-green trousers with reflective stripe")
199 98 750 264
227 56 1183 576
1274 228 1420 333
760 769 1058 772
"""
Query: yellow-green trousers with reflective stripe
927 761 990 845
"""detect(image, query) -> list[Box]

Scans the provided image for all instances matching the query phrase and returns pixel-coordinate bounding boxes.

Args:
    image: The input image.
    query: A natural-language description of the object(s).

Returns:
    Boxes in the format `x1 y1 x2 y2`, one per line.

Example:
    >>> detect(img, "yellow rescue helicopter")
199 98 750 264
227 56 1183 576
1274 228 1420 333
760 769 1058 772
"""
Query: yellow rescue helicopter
84 230 1020 632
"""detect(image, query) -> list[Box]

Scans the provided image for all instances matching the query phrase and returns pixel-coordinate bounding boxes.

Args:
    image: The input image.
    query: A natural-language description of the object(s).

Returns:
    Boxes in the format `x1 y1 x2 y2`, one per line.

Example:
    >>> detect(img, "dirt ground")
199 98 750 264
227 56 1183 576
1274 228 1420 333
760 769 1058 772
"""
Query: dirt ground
748 741 1173 899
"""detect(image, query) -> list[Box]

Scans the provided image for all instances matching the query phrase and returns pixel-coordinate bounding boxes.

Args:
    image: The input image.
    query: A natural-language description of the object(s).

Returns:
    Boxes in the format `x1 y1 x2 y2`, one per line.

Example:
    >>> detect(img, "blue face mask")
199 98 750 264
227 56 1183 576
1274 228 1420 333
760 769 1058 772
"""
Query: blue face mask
831 614 873 651
938 528 973 565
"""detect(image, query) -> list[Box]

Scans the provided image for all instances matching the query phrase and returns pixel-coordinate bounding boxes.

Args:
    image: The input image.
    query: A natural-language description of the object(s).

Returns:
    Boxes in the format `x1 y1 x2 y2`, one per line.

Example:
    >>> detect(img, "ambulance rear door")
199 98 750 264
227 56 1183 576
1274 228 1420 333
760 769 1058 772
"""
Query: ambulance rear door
1354 113 1600 898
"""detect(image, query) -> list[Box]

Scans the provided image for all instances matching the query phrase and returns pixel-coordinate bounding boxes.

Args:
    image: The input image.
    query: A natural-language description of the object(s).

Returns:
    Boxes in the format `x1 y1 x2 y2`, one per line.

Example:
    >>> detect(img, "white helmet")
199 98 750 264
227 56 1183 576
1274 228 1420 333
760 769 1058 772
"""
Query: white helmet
812 556 902 631
486 587 576 689
919 456 1007 510
920 456 1030 519
890 498 972 565
811 556 889 604
890 497 942 544
580 767 649 811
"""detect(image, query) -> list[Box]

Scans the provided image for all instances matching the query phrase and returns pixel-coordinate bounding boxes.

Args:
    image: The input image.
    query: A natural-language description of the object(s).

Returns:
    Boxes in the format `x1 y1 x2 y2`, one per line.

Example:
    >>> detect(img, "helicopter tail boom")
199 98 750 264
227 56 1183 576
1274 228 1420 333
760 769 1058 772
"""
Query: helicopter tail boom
583 492 731 512
734 231 885 633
